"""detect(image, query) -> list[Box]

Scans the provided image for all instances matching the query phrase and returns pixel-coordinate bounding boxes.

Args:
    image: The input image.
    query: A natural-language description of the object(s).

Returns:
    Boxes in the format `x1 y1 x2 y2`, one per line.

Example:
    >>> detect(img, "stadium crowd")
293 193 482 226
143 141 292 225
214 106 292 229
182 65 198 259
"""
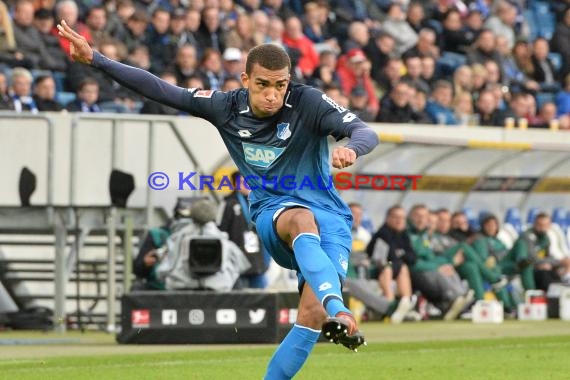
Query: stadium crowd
0 0 569 129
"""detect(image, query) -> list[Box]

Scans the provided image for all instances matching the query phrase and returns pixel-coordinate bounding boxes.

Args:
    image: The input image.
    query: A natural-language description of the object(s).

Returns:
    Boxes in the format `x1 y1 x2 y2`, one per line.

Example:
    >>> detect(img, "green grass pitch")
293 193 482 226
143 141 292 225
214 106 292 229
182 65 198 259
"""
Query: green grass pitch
1 320 569 379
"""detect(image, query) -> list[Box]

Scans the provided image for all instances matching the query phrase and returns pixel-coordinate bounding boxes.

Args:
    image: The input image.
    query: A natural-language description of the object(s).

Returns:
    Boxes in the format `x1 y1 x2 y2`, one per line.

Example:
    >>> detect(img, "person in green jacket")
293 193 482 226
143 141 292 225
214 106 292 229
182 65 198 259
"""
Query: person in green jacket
501 212 570 291
471 214 516 312
431 209 507 302
407 204 471 320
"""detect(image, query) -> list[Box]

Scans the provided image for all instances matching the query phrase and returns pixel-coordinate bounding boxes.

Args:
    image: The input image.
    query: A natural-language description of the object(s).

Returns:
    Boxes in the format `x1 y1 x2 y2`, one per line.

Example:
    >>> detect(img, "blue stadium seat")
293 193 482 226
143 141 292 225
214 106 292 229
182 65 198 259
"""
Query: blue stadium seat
462 207 479 230
52 71 67 93
526 207 540 225
504 207 523 234
55 92 76 106
523 9 538 41
552 208 567 229
536 92 556 107
478 210 492 224
533 2 555 39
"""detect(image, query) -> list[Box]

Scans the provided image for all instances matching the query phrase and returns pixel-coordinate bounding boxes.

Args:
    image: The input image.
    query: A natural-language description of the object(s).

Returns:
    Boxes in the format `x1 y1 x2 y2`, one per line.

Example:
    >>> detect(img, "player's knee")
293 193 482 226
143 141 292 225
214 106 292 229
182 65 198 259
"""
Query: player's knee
296 302 327 329
287 209 318 238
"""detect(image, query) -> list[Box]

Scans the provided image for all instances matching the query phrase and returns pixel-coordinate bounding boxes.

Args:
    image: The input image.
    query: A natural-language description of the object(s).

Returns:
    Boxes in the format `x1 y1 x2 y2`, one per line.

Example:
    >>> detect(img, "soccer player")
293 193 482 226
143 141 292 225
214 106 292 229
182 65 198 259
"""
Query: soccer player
58 20 378 379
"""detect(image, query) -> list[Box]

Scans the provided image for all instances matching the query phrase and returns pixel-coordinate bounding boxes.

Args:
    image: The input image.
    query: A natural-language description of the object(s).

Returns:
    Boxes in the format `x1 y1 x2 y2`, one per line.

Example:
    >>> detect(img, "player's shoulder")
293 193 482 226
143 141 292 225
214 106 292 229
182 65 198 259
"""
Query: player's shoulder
188 87 248 115
287 82 326 108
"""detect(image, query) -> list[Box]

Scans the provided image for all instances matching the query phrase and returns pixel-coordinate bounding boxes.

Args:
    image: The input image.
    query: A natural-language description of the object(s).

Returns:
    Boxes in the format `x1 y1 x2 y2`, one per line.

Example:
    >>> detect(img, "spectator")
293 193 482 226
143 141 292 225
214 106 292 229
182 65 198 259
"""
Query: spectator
198 48 223 90
169 44 199 86
410 88 432 124
530 102 557 129
383 3 419 56
464 5 484 40
33 74 64 111
453 91 477 126
221 76 241 92
367 205 417 324
476 88 505 127
466 29 501 66
85 5 110 46
218 172 268 289
470 63 487 96
471 214 517 314
309 49 341 89
336 48 378 117
282 16 319 77
51 0 92 56
139 71 179 115
9 67 38 113
323 83 349 109
104 0 132 41
441 8 473 54
551 7 570 78
364 31 395 84
145 8 177 74
407 204 470 320
344 203 393 320
344 85 370 122
452 65 473 97
402 54 430 94
376 56 403 95
225 13 258 51
432 208 506 303
221 47 245 82
425 80 457 125
0 72 14 110
125 45 151 70
343 21 370 53
501 213 570 291
420 55 436 88
261 0 295 21
406 1 429 34
376 81 416 123
502 40 539 93
12 0 64 71
123 10 149 54
265 16 284 45
302 2 333 46
196 7 226 53
530 38 558 92
484 1 519 50
169 9 190 47
180 8 201 48
33 8 68 72
252 10 270 47
405 28 439 59
66 78 101 112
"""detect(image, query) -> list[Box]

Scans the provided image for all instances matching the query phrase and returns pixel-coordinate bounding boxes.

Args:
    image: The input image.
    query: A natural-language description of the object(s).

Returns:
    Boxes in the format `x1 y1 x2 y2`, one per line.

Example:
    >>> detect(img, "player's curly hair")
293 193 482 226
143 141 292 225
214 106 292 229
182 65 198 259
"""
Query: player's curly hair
246 43 291 75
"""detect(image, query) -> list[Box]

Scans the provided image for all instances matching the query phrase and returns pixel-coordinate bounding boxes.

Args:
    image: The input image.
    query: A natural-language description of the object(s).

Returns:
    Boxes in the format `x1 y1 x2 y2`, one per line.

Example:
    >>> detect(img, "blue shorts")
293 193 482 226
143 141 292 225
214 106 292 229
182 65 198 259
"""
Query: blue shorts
254 201 353 288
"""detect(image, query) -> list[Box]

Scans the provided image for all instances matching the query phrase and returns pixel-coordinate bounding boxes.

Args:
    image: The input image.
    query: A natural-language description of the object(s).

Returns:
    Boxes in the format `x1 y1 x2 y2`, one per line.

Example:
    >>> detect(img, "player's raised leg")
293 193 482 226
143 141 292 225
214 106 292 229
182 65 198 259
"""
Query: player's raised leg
276 208 350 318
275 207 365 349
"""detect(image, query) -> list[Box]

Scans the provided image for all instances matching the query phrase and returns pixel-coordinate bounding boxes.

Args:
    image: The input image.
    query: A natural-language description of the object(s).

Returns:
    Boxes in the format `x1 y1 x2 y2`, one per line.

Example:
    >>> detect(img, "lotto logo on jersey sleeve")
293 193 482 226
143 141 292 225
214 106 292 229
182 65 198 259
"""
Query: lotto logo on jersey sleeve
242 142 285 168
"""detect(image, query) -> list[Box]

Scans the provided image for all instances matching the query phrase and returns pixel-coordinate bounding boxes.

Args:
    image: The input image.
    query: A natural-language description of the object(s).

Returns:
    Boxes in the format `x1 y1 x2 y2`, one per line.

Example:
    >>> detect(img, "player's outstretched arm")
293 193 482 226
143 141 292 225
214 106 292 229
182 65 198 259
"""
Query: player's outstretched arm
57 20 189 111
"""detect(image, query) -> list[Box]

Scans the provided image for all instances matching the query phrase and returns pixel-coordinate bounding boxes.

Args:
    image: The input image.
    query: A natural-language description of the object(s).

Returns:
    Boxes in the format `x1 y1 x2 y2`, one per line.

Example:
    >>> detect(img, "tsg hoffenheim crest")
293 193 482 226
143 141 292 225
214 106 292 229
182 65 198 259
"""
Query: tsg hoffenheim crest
276 122 291 140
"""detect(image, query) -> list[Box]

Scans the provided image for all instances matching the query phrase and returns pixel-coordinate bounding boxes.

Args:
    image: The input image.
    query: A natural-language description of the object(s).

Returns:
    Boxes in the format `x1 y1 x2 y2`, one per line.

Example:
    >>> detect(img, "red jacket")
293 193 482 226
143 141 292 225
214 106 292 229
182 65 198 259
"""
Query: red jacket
282 34 320 77
336 55 379 115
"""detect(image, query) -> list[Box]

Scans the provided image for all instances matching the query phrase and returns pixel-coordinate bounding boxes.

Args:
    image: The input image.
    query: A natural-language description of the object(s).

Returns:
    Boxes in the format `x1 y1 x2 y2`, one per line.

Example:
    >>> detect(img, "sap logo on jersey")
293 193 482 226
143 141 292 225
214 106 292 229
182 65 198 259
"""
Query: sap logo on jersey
242 142 285 168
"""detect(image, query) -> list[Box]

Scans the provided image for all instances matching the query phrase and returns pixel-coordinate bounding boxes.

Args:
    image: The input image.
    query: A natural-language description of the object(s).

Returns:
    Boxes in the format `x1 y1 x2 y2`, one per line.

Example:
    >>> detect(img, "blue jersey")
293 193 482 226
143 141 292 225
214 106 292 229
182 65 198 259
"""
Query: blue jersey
91 52 379 222
181 84 367 220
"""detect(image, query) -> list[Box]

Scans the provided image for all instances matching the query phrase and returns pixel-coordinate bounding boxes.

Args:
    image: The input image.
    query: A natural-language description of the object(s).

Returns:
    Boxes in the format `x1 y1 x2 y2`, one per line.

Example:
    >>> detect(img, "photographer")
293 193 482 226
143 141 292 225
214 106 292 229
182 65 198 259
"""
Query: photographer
131 199 194 291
